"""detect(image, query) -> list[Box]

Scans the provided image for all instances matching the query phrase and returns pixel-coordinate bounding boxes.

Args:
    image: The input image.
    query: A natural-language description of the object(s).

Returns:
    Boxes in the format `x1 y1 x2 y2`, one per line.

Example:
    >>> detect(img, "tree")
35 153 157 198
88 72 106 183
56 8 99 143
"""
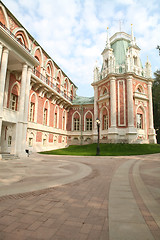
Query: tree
153 70 160 143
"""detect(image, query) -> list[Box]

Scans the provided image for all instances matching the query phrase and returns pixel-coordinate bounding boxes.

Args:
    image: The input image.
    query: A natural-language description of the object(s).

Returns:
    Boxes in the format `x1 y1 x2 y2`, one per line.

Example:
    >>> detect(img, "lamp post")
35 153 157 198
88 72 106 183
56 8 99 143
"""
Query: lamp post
96 118 100 156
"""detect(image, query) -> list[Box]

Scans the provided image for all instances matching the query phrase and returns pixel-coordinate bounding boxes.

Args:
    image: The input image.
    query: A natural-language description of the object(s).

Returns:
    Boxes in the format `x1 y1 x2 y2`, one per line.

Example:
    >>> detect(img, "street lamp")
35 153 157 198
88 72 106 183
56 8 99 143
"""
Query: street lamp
96 118 100 156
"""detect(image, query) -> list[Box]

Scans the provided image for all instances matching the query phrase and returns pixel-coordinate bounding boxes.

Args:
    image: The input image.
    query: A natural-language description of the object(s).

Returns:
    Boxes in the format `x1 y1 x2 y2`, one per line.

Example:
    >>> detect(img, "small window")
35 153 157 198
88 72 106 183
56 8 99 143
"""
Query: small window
134 56 138 66
103 115 108 130
29 102 35 122
43 108 47 125
54 112 57 128
119 66 122 73
29 137 33 147
10 94 18 111
137 114 143 129
74 118 80 131
8 136 12 147
43 138 47 146
86 118 92 131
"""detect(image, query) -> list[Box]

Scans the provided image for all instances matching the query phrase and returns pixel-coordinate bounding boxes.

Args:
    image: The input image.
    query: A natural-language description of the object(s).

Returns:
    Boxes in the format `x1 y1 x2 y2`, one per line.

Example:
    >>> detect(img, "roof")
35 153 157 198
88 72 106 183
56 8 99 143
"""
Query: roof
72 96 94 105
111 39 129 66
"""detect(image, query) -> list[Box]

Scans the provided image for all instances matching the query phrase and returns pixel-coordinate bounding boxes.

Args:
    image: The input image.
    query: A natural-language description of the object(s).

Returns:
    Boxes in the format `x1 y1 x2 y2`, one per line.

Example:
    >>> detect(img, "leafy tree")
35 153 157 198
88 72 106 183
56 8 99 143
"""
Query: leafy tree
153 70 160 143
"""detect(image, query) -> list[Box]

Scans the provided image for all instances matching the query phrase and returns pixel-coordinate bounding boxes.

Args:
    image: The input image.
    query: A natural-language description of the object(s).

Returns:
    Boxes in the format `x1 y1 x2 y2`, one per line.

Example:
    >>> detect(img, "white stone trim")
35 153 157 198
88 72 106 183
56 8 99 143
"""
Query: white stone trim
32 46 44 72
44 59 55 78
12 27 31 50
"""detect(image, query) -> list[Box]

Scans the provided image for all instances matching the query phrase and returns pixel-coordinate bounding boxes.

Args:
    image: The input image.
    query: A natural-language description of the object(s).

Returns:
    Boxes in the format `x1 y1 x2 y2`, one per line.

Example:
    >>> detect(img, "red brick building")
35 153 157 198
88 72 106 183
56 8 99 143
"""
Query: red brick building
0 2 156 157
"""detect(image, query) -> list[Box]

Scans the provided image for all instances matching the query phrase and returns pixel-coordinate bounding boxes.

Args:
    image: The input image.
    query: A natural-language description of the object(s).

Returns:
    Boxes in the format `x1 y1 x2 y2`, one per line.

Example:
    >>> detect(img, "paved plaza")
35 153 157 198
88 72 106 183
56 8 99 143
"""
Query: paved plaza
0 153 160 240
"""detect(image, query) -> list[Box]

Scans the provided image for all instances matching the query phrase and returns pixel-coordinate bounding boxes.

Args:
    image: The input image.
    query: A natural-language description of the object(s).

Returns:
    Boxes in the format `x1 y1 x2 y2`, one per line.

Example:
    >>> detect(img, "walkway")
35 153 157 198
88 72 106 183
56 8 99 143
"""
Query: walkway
0 153 160 240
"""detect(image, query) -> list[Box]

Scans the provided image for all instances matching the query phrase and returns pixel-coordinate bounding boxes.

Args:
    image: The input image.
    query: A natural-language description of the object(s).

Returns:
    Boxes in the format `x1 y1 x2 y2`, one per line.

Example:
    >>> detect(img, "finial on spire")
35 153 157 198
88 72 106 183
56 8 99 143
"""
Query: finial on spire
131 24 135 46
106 27 111 49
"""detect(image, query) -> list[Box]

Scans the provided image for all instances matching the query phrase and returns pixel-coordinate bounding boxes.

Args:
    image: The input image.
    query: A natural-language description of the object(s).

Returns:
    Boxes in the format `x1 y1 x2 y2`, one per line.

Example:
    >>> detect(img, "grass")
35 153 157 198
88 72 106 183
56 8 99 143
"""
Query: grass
40 143 160 156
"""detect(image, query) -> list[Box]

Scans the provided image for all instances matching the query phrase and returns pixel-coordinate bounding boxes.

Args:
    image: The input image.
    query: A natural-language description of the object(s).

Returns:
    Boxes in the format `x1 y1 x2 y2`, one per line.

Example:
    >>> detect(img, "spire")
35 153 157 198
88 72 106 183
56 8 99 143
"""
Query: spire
106 27 111 49
131 24 135 46
93 60 99 82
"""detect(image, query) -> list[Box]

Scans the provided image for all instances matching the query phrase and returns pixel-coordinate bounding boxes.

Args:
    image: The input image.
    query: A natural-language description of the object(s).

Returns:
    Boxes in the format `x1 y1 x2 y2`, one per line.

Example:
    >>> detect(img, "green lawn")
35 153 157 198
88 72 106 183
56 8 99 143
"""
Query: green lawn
40 143 160 156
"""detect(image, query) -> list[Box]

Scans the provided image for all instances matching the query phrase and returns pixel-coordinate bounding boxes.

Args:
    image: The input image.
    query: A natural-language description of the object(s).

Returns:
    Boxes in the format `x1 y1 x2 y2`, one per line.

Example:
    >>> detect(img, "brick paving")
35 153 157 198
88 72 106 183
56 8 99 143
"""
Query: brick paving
0 154 160 239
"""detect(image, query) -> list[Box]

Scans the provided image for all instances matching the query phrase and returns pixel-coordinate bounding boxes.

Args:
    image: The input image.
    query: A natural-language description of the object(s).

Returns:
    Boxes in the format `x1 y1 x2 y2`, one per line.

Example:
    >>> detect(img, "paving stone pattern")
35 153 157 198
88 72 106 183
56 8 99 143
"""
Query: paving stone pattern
0 154 160 240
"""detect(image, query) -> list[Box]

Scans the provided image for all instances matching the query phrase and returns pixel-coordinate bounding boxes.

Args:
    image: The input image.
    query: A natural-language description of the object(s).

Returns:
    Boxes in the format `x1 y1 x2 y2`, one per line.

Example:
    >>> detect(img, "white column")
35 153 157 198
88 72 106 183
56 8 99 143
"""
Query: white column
16 64 28 155
93 86 98 130
148 81 156 143
3 70 10 108
22 67 32 152
110 77 116 128
126 75 137 143
24 67 32 122
19 64 28 121
0 48 9 149
0 48 9 113
127 76 134 127
92 85 98 142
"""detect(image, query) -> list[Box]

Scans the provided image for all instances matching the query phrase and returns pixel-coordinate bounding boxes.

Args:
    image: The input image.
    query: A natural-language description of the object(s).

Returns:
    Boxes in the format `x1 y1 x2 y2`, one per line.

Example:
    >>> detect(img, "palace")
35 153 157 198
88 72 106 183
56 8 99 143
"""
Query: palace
0 2 156 157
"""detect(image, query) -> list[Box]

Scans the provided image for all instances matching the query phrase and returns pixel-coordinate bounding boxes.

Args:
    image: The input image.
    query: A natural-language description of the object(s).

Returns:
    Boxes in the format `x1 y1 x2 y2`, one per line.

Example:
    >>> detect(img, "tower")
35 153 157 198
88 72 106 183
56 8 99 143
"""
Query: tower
92 26 156 143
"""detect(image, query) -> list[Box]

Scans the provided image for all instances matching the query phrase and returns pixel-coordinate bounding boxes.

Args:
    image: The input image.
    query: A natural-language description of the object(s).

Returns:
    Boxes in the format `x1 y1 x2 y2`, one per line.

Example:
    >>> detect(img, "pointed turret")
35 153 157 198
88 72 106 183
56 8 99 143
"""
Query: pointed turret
145 56 152 78
106 27 111 49
93 60 99 82
131 24 135 46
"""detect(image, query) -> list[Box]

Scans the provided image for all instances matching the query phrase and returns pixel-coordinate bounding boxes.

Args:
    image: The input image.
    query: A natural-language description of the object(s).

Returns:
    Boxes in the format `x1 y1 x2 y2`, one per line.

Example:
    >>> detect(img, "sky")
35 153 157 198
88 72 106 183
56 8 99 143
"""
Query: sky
2 0 160 97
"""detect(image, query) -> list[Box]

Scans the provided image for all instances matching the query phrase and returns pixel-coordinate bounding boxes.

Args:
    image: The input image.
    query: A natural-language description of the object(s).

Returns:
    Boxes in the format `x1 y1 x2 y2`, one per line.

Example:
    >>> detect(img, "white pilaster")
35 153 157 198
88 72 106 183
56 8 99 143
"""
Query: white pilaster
24 67 32 122
0 48 9 114
126 75 137 142
148 81 156 143
16 64 28 156
22 67 32 153
108 76 118 142
0 48 9 149
3 70 10 108
93 86 98 142
19 64 28 121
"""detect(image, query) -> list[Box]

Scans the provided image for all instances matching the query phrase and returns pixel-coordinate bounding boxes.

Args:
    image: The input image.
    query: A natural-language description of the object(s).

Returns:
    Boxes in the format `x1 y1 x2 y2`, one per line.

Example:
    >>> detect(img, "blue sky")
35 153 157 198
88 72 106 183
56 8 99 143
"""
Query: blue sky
2 0 160 97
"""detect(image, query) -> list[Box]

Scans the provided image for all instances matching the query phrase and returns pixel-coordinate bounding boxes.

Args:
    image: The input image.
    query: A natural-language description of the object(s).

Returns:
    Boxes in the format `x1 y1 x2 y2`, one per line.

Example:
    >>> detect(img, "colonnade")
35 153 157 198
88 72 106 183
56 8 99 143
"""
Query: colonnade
0 42 32 155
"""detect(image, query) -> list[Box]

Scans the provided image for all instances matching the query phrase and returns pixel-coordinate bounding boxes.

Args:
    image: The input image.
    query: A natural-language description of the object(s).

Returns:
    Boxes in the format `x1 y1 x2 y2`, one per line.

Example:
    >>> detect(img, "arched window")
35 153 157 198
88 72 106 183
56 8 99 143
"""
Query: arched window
102 108 109 130
43 134 47 146
29 94 36 122
133 56 138 66
136 107 144 129
105 59 108 68
119 66 122 73
10 83 19 111
62 110 66 130
43 100 49 125
54 106 59 128
85 111 93 131
73 112 80 131
136 85 144 93
28 133 34 147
